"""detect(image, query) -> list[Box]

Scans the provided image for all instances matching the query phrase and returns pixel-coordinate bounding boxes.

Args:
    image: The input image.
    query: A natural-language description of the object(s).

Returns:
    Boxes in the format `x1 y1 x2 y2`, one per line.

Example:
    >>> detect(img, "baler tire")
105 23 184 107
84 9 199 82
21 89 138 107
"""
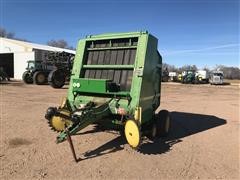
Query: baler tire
146 121 158 140
156 110 171 137
33 71 46 85
48 70 65 89
22 71 33 84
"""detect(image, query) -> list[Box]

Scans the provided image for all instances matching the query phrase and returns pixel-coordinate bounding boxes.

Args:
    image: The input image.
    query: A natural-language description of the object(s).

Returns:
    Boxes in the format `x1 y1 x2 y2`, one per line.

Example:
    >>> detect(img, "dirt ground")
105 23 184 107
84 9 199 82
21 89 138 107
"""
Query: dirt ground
0 82 239 179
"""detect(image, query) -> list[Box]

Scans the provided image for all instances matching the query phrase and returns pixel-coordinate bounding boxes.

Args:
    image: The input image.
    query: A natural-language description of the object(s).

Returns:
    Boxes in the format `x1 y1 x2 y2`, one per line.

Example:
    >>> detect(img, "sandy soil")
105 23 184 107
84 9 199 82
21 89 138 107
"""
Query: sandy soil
0 82 239 179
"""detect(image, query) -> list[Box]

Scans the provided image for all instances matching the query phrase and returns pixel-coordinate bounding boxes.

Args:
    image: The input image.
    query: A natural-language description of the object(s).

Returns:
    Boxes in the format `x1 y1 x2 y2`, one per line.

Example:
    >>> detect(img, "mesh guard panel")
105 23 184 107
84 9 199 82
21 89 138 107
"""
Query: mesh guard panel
81 38 137 91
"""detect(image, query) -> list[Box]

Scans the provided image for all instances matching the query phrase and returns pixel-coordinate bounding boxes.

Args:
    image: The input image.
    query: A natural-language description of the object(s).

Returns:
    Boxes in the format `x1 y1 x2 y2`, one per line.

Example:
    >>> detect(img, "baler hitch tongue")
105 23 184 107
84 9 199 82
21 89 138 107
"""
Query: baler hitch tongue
55 100 111 162
55 101 111 143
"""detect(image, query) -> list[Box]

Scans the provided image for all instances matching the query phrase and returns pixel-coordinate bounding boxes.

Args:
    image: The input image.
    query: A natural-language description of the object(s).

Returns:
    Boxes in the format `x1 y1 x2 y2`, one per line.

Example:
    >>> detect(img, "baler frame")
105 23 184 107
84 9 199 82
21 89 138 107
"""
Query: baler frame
45 31 171 162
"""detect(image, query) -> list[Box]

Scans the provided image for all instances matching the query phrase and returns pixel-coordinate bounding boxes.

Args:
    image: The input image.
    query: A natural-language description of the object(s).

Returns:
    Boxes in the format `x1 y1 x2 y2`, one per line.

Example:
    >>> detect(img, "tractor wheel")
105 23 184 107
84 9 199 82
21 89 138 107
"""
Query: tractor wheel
22 71 33 84
182 78 186 84
156 110 171 137
48 70 65 88
194 78 199 84
33 71 46 85
124 119 141 149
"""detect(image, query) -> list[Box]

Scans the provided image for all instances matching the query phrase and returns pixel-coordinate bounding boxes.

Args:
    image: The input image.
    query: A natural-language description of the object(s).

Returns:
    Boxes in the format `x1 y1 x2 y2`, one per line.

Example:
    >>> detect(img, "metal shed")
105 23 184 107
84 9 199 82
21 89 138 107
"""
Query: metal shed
0 37 75 79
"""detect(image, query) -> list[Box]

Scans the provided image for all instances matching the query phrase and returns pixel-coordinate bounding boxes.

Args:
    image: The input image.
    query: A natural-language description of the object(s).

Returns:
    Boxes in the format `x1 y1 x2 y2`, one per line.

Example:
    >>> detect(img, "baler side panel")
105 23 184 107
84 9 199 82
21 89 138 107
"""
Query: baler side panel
139 35 161 124
128 34 148 113
67 40 86 109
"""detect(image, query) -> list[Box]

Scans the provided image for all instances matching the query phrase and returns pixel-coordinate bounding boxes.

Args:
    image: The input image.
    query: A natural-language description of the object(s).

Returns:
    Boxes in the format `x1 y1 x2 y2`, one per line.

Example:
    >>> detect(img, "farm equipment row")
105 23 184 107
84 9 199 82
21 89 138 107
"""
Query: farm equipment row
163 70 224 85
22 51 74 88
180 70 209 84
45 31 171 162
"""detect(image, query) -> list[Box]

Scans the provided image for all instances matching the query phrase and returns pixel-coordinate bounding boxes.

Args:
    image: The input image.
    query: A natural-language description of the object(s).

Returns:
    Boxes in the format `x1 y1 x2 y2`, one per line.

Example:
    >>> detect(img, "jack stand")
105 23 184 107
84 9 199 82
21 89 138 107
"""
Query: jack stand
66 130 78 162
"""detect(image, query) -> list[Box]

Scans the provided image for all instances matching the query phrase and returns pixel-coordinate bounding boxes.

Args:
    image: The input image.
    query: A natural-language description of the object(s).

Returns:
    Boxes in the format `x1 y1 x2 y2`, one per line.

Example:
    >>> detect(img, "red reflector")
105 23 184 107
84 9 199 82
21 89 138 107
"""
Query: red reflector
117 108 126 115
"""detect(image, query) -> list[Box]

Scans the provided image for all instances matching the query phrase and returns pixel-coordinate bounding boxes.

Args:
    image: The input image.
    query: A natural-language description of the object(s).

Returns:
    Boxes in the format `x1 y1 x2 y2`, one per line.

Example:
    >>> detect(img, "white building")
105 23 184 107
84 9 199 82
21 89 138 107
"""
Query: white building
0 37 75 79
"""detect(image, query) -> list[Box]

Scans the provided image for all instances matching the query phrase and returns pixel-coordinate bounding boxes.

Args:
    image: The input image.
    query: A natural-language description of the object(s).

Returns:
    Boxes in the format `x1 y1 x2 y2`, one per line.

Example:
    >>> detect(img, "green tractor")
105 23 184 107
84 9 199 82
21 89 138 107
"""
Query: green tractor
22 60 52 85
181 70 196 84
22 52 74 88
45 31 171 161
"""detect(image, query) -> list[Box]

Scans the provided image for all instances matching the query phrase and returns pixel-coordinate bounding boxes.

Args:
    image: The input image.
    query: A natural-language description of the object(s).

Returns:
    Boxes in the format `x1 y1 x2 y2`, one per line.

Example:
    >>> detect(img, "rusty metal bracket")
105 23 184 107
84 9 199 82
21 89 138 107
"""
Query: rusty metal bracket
66 130 79 162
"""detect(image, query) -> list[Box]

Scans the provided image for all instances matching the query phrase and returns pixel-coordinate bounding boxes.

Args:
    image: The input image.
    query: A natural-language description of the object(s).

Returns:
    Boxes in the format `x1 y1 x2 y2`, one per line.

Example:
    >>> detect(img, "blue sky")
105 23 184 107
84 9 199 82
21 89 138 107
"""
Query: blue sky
1 0 239 68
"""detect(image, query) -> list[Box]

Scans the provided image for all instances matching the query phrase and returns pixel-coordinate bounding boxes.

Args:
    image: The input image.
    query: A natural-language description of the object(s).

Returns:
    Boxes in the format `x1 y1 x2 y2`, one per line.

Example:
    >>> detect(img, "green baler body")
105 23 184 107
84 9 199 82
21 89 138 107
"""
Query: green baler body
67 31 162 126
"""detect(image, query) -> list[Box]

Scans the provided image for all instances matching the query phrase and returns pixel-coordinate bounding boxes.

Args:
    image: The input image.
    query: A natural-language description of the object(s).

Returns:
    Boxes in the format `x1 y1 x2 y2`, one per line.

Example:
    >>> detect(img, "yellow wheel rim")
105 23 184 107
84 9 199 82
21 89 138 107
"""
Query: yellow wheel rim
124 120 140 148
51 116 66 131
50 110 72 132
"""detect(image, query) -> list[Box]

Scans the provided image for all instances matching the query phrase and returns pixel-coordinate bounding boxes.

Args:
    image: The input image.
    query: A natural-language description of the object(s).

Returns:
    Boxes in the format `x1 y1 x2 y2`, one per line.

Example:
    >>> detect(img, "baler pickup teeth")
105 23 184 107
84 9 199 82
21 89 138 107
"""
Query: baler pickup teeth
46 107 72 132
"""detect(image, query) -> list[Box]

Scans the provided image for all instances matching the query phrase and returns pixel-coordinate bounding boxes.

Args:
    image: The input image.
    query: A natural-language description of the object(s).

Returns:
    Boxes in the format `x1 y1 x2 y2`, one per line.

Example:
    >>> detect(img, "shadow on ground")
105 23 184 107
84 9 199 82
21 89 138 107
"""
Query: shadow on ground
0 80 24 86
0 80 69 89
210 82 231 86
72 111 226 161
139 112 226 154
77 136 125 162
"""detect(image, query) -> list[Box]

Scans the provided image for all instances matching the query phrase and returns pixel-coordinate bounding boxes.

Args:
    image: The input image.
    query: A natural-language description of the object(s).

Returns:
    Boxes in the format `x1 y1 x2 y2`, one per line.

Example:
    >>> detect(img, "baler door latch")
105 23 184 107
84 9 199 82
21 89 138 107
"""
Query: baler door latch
135 67 143 77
